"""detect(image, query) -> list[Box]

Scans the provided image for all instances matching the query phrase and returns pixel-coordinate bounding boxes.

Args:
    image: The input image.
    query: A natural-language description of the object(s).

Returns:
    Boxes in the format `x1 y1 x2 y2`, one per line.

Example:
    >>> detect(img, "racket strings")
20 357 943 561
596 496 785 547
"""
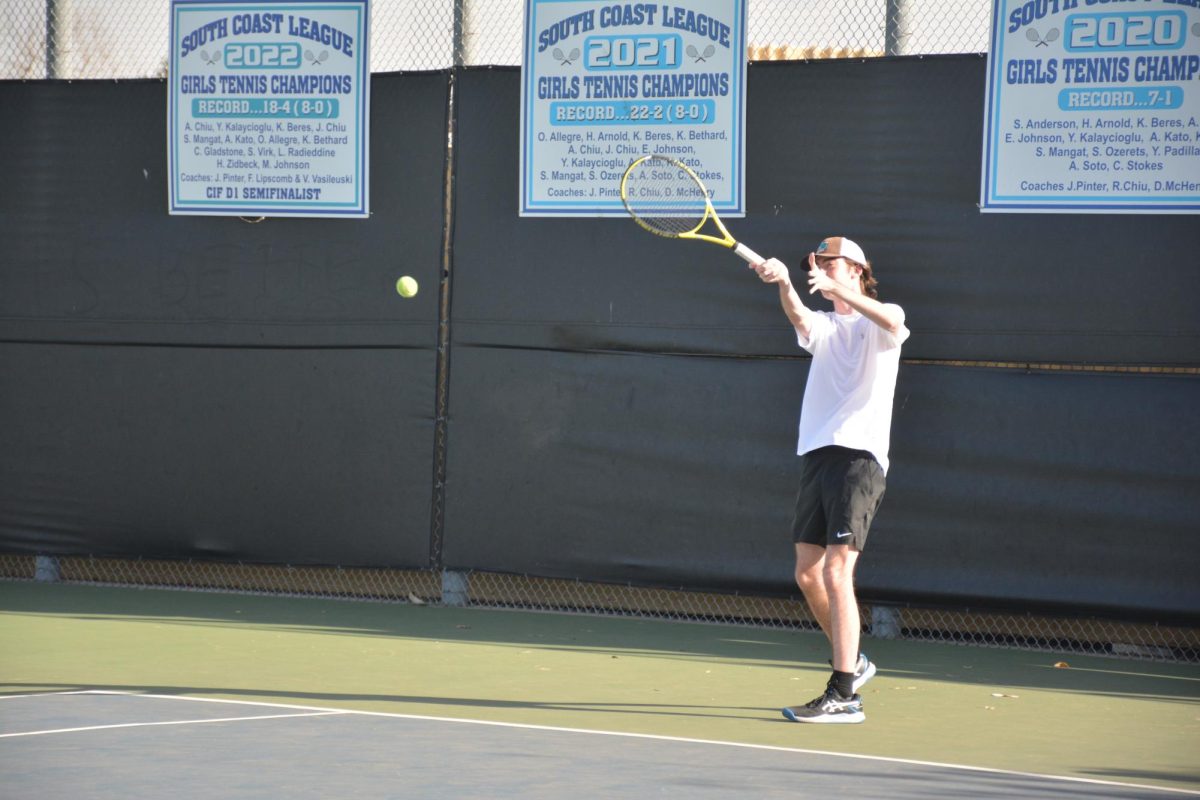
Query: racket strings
621 157 709 236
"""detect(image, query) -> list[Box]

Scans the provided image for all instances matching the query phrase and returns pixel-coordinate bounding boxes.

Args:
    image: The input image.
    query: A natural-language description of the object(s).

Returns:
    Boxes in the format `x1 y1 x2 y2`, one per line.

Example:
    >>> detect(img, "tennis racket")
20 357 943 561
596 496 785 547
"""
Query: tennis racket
619 154 763 265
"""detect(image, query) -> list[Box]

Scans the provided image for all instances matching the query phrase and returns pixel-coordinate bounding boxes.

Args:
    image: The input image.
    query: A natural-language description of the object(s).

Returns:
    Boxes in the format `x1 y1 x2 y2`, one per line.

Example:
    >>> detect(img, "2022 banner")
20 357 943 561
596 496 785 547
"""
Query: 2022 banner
168 0 369 217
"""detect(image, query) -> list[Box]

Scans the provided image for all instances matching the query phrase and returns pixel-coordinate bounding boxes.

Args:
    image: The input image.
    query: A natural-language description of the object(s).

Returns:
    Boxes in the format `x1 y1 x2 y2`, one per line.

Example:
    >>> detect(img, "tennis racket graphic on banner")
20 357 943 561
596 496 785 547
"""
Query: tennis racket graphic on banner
619 154 763 265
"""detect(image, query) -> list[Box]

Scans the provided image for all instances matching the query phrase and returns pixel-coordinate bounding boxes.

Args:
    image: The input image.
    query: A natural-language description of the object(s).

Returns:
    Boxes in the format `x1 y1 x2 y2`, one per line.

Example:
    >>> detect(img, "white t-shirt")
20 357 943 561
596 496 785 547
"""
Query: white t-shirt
796 305 909 474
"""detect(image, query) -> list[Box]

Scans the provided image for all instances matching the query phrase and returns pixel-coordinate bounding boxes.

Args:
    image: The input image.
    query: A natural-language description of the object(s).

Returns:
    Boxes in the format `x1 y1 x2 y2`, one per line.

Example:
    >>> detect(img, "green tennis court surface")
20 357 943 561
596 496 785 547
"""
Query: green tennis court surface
2 582 1197 796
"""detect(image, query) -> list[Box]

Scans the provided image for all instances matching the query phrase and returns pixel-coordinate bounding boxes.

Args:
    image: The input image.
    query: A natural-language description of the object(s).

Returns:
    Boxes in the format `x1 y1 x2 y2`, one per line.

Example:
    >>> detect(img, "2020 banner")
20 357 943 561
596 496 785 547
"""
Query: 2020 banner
981 0 1200 214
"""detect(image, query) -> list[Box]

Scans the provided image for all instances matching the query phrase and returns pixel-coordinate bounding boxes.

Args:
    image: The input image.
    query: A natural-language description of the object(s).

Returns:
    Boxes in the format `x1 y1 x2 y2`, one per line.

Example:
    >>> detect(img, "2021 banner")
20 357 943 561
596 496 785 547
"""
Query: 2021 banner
520 1 747 216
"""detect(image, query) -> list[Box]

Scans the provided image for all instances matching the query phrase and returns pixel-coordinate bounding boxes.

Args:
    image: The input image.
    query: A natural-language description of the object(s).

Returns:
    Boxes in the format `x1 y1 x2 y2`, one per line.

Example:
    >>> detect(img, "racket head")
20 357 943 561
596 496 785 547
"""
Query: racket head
619 154 713 240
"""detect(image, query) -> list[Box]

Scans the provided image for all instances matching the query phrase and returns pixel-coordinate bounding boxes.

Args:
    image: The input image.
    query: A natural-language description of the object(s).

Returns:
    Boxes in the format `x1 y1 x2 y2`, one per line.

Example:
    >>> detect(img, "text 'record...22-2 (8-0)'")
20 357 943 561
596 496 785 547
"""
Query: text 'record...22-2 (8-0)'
521 1 747 217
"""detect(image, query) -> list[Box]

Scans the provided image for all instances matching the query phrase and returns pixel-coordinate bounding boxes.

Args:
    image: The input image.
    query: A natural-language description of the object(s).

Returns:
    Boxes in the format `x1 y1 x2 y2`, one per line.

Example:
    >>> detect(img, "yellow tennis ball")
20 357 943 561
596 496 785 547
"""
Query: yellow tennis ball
396 276 418 298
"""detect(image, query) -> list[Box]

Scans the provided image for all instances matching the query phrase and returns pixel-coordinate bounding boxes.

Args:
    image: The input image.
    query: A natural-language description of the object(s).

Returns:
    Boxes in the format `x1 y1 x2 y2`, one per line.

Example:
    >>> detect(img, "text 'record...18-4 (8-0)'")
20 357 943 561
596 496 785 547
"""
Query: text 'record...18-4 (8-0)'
169 0 370 217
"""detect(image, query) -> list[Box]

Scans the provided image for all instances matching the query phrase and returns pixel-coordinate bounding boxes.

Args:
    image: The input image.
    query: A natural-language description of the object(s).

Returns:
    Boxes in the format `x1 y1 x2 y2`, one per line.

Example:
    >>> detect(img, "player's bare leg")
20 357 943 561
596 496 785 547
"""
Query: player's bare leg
795 542 860 673
794 543 832 640
823 544 861 674
786 543 868 723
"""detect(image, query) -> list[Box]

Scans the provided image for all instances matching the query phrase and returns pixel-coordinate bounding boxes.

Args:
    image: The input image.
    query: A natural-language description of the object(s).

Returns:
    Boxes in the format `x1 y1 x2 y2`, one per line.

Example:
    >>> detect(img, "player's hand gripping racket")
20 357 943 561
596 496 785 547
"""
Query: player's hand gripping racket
619 154 763 264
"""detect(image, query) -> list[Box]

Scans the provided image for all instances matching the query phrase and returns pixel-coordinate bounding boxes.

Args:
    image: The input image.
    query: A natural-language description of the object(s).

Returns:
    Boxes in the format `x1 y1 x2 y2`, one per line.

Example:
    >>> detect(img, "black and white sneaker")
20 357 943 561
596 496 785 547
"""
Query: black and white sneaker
852 652 877 693
782 687 865 724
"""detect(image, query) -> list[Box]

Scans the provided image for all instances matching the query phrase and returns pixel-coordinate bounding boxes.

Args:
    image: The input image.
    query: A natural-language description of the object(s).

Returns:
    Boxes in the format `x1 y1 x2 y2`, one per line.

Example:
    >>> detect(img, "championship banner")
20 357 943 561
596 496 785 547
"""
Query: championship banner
981 0 1200 214
168 0 369 217
520 0 747 217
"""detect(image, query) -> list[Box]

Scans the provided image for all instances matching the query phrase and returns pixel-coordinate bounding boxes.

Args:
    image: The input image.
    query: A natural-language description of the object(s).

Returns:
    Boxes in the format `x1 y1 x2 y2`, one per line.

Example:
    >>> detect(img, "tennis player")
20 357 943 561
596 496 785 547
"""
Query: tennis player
753 236 909 724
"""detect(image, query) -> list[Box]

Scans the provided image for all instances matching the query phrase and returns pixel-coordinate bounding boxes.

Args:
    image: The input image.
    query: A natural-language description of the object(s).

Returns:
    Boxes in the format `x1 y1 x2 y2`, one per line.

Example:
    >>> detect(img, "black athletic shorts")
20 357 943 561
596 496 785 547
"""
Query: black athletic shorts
792 445 887 551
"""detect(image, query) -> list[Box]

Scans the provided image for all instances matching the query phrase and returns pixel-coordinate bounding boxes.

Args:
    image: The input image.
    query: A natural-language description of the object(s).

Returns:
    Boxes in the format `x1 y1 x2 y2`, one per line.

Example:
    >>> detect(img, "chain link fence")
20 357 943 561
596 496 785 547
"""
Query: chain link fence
3 0 992 80
3 555 1196 663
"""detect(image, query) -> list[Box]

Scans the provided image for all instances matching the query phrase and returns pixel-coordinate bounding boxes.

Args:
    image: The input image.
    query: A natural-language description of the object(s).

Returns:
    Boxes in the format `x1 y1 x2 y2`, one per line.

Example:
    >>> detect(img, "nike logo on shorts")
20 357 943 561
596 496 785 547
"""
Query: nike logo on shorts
836 531 853 538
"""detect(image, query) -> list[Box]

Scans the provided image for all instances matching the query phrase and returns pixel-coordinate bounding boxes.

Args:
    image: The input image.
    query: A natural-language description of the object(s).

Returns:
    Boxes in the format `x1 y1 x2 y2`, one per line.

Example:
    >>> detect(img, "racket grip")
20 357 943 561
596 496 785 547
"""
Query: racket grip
733 242 764 264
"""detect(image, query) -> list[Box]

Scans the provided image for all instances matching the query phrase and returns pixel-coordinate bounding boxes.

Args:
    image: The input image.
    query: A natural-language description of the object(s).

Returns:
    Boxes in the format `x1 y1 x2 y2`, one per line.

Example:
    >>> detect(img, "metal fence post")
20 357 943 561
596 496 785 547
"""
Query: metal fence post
870 605 901 639
35 555 60 582
45 0 59 78
885 0 911 57
452 0 466 67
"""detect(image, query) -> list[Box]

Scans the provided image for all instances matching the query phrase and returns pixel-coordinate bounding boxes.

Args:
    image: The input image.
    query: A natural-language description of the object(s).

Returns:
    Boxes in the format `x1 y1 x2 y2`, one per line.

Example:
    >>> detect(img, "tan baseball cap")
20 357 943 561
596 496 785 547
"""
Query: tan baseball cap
815 236 866 266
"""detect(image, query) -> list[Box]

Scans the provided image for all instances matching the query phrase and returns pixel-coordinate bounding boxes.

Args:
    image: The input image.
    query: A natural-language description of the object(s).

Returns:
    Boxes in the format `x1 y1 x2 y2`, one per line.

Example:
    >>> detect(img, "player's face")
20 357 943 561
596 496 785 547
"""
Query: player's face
815 256 862 295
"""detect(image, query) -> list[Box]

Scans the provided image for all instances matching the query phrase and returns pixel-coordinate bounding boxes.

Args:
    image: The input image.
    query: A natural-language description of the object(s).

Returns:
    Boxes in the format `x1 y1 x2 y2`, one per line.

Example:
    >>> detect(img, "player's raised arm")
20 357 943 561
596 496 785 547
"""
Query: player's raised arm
753 256 816 340
806 258 904 336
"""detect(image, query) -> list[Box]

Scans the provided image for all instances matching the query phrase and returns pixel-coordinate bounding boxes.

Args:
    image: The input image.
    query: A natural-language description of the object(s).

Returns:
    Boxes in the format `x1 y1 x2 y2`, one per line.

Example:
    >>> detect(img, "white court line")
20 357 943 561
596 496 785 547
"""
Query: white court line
0 707 347 739
57 690 1200 797
0 690 105 701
